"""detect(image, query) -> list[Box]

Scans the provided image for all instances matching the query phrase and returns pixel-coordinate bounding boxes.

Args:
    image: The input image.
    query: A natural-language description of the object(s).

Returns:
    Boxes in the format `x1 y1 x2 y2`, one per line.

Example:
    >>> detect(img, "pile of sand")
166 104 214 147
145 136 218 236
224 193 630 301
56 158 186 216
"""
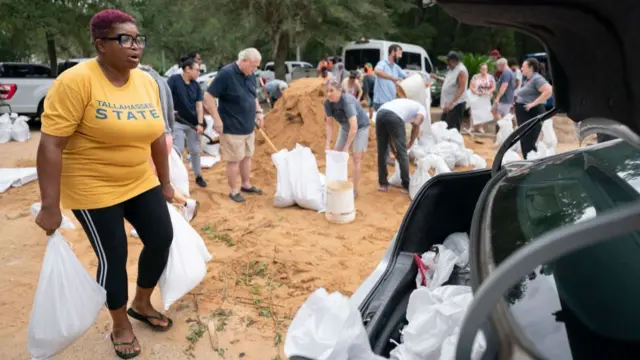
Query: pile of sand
260 78 331 157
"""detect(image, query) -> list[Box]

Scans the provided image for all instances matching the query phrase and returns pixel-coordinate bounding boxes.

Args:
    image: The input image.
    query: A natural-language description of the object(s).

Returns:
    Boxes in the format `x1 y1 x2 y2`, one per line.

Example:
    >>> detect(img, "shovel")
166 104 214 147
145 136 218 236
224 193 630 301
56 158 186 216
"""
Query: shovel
255 121 279 153
174 114 219 145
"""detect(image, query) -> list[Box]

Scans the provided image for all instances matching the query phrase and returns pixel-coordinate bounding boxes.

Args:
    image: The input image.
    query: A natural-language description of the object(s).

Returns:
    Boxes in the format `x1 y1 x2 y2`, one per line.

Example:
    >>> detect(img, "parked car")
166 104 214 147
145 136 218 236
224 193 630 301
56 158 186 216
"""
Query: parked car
0 62 54 120
57 58 92 75
260 61 314 83
350 0 640 359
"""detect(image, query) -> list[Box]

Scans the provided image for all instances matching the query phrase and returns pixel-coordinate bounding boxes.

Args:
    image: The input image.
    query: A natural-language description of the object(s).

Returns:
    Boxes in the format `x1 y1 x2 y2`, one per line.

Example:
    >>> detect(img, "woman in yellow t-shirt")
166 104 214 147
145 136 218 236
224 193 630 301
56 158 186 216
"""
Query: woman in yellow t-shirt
35 9 173 359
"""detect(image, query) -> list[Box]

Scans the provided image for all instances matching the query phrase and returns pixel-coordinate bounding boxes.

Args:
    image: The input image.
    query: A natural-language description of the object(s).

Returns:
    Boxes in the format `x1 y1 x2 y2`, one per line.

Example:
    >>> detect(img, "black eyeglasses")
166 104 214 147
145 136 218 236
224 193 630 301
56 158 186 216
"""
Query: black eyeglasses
99 34 147 49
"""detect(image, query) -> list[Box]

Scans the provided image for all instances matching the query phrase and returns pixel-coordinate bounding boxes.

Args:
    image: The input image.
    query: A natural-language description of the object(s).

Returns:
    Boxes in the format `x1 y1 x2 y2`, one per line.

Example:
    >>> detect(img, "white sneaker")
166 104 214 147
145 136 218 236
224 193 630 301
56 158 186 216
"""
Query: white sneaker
131 229 139 238
182 199 199 222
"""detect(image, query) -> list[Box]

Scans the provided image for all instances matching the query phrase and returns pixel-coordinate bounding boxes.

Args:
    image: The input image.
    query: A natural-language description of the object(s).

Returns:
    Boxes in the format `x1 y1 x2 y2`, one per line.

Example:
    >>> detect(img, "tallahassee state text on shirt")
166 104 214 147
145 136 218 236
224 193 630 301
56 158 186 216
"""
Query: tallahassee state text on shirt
95 100 162 121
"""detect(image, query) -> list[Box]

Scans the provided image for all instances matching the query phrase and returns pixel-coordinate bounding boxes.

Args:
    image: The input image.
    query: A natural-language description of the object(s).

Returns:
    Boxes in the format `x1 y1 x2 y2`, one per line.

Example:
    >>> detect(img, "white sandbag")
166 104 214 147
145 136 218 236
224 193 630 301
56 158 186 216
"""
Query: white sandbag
469 154 487 169
28 232 106 360
415 245 460 288
389 286 481 360
284 288 386 360
289 145 325 211
0 167 38 193
389 161 403 187
540 119 558 150
158 203 208 310
272 149 295 208
428 142 459 169
168 148 190 197
202 115 220 156
198 155 220 168
494 114 521 153
409 160 432 201
439 327 486 360
10 117 30 142
441 128 465 146
0 113 12 143
417 133 437 149
408 143 427 163
431 121 449 143
409 154 450 200
443 232 470 267
30 202 76 229
467 92 493 126
527 141 556 160
325 150 349 182
502 149 522 164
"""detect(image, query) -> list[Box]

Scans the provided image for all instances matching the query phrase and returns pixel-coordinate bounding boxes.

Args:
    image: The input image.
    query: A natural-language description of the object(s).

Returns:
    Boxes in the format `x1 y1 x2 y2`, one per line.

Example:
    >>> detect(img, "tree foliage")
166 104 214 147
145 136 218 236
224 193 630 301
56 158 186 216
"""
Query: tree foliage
0 0 545 76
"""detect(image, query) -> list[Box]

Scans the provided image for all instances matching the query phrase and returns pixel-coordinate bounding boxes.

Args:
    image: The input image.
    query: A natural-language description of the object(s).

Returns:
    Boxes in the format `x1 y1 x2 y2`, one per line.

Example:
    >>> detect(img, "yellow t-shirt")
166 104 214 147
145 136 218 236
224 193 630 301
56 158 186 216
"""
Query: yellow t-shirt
41 58 165 210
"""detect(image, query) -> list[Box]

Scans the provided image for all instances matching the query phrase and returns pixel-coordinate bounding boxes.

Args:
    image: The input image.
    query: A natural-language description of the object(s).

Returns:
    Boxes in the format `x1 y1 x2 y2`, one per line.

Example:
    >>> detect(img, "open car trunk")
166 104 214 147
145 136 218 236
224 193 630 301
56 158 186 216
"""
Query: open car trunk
359 170 492 356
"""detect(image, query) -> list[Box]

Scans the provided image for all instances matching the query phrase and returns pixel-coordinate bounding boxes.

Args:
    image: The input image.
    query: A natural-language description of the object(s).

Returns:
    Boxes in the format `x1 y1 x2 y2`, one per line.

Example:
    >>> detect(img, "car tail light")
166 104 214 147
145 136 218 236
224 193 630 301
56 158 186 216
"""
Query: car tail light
0 83 17 100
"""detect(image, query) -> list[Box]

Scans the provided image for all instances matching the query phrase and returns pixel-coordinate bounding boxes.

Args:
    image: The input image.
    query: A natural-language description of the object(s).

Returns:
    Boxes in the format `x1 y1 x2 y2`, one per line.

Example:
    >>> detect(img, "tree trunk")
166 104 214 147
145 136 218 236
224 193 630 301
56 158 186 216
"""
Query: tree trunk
46 31 58 76
273 30 290 81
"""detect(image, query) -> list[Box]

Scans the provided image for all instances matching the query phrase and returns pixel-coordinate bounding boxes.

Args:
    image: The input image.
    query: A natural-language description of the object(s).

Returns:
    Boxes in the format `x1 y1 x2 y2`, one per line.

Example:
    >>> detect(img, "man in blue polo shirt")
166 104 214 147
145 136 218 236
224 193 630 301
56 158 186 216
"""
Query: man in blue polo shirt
374 44 406 165
204 48 264 203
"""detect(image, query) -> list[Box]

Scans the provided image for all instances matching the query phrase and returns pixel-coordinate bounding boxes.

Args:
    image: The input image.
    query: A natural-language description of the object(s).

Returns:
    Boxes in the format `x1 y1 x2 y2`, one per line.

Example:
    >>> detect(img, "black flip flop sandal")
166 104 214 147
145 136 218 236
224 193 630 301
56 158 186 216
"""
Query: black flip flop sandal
241 186 263 195
229 193 246 203
110 334 141 359
127 308 173 332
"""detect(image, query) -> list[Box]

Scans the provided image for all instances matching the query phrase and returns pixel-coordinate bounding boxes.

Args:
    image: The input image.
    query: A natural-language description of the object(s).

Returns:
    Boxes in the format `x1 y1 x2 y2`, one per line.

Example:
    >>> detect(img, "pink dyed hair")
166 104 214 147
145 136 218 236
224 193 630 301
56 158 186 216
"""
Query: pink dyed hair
89 9 136 41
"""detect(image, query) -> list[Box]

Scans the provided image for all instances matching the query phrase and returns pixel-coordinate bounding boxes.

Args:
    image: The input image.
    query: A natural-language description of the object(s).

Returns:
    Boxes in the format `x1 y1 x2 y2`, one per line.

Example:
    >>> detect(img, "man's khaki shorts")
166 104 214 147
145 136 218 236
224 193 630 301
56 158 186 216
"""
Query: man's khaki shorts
220 132 255 162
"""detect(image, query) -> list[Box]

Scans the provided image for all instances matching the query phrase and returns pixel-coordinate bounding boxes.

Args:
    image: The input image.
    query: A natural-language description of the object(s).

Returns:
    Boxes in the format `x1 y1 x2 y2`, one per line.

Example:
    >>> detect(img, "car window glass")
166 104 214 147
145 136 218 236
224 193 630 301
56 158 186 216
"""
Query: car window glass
424 57 433 73
488 141 640 359
397 51 422 71
344 49 380 71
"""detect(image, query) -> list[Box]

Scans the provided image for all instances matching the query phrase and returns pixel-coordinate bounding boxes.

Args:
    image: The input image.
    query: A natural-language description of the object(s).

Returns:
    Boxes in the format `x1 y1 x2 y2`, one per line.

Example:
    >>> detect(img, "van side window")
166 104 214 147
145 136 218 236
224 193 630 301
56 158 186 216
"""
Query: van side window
397 51 422 71
424 57 433 74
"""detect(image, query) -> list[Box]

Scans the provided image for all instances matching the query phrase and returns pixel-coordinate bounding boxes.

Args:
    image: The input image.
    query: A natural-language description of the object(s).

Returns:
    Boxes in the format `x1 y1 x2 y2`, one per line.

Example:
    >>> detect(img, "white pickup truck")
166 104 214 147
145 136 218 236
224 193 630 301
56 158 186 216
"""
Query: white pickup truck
0 63 54 120
260 61 314 83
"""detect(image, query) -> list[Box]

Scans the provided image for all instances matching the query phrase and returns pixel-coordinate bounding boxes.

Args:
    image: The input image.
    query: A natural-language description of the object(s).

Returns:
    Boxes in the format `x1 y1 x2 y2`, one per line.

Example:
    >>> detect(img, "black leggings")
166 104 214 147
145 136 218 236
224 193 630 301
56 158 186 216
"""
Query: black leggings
515 103 546 159
72 186 173 310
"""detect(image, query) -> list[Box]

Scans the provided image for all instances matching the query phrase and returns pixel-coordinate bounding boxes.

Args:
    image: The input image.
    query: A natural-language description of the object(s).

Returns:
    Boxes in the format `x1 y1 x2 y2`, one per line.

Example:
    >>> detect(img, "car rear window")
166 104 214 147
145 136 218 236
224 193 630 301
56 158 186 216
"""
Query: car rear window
344 49 380 71
488 140 640 359
0 64 53 78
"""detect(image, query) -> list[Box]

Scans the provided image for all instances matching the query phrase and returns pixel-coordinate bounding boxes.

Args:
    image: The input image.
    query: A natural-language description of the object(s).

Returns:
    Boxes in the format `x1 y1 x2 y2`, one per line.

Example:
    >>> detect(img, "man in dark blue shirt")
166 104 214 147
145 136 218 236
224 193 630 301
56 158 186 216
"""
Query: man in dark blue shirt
168 56 207 188
204 48 264 203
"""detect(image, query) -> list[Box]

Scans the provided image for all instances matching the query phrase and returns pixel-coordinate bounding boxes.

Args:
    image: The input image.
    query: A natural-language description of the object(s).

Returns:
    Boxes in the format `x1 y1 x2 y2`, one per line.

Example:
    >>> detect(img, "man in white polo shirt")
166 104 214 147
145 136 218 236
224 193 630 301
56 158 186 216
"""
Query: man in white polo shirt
375 98 427 193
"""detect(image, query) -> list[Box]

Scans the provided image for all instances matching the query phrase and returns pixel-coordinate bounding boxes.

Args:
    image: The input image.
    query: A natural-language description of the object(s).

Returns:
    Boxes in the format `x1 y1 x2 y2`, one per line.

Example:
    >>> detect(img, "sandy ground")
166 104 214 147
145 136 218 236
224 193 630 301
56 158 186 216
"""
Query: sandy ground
0 101 581 359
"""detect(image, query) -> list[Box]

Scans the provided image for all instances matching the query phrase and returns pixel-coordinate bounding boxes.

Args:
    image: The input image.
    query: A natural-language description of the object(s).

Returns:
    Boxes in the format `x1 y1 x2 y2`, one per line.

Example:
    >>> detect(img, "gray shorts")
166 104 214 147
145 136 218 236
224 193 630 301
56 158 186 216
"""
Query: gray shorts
495 102 512 117
337 126 370 153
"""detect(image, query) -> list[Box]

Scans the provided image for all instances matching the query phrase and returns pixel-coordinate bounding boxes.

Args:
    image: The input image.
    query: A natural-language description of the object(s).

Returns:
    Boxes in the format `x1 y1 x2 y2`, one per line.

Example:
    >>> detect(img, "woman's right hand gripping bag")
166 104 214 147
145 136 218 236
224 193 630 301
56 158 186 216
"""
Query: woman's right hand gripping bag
28 232 106 360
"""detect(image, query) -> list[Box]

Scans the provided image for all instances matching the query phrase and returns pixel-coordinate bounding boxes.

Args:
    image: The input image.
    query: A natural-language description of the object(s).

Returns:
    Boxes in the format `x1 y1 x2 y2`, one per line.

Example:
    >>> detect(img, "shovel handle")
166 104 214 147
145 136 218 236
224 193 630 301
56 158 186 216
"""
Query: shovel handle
174 115 218 144
256 124 279 153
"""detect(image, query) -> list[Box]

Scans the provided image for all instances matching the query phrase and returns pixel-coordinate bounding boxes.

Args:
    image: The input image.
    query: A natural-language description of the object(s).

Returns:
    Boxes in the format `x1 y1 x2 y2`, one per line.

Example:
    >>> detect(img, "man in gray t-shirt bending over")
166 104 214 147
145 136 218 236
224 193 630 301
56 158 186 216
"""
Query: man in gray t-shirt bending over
323 79 370 198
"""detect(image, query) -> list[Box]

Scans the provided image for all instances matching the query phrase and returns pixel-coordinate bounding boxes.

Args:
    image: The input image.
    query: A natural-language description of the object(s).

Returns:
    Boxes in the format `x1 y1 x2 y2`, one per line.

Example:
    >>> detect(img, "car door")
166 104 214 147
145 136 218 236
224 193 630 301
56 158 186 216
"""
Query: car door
470 140 640 359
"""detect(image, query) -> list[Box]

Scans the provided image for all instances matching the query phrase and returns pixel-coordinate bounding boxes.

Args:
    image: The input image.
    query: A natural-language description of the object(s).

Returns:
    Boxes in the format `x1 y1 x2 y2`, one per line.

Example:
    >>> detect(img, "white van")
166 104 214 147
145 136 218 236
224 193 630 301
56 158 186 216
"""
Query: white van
342 39 434 78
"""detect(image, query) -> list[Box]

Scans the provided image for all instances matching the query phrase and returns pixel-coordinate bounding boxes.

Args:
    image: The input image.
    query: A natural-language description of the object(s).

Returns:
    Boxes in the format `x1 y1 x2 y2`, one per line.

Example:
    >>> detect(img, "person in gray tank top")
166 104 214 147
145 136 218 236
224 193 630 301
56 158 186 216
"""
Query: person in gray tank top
431 51 468 130
323 79 371 198
514 57 553 158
